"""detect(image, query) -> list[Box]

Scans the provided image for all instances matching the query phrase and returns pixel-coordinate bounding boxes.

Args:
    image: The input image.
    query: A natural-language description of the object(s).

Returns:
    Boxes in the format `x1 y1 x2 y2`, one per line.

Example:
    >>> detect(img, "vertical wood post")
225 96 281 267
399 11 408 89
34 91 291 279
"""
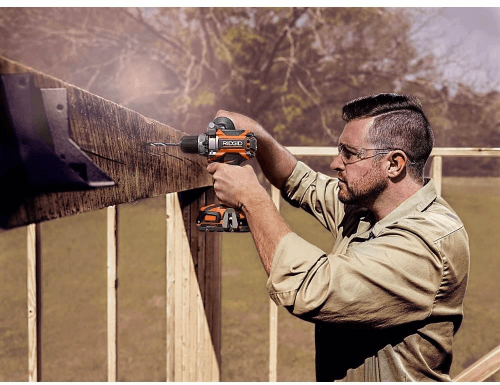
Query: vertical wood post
269 186 280 382
27 223 42 382
431 156 443 196
107 206 118 382
166 190 220 382
165 194 175 382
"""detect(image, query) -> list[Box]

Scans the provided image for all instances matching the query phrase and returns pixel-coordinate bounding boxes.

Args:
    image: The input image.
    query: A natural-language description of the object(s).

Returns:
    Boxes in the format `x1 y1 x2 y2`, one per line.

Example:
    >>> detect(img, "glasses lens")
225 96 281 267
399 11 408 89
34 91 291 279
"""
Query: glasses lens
339 145 355 163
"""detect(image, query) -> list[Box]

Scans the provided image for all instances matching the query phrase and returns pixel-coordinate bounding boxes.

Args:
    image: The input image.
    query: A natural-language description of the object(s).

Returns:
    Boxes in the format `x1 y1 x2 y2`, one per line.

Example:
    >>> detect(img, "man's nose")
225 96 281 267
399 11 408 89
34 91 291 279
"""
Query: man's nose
330 154 344 171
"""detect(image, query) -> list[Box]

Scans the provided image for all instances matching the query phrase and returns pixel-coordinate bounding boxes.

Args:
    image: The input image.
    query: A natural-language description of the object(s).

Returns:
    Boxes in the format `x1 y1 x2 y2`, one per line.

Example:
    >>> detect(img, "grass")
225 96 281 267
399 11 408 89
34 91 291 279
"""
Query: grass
0 178 499 381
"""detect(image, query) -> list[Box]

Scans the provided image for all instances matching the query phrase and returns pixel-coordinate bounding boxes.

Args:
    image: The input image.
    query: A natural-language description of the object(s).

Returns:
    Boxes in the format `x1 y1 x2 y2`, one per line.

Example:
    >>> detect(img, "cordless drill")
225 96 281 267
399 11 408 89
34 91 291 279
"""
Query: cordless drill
146 117 257 232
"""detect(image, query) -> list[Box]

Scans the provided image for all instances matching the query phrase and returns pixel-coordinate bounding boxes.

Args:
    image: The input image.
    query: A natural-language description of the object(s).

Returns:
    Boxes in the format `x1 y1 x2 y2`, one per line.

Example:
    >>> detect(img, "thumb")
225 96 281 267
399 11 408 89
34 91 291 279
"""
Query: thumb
207 162 219 174
215 110 229 118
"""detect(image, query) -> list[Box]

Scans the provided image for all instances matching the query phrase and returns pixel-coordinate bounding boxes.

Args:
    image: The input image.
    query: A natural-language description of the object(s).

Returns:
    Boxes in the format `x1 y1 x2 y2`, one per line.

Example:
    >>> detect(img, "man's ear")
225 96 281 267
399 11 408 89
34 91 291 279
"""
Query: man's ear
387 150 407 179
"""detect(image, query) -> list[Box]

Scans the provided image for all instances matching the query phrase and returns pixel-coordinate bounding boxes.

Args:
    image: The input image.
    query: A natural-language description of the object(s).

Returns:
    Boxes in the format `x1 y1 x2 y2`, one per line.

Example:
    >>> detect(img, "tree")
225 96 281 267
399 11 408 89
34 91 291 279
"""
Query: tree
1 7 498 176
122 8 441 145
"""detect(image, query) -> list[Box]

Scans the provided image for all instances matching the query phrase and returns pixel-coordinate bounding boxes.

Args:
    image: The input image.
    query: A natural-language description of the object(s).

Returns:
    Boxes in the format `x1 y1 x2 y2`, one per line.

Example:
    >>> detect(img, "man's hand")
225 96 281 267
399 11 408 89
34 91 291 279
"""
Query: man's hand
208 110 293 275
206 163 267 210
214 110 297 189
207 161 291 276
215 110 266 138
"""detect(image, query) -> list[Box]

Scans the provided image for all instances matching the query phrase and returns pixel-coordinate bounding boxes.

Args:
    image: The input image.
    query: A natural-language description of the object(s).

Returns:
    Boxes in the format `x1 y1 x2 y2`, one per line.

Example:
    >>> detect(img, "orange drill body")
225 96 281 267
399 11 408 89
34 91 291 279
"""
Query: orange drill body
147 117 257 232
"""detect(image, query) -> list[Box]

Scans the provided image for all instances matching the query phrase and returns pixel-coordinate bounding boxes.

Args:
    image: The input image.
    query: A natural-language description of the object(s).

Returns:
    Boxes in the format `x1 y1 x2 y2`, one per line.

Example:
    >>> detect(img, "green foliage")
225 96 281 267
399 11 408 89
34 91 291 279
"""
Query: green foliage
193 87 216 107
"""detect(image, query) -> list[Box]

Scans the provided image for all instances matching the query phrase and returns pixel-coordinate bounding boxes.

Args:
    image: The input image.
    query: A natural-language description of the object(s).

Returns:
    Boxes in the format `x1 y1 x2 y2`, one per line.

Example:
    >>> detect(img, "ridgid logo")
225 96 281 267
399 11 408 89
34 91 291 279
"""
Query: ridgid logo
222 140 244 147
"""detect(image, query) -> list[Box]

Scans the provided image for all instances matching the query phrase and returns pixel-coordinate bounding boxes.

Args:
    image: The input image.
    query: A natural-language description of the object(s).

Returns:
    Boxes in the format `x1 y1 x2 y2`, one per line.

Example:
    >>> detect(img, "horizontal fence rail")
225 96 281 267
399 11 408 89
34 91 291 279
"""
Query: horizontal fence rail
266 146 500 382
285 147 500 157
453 345 500 382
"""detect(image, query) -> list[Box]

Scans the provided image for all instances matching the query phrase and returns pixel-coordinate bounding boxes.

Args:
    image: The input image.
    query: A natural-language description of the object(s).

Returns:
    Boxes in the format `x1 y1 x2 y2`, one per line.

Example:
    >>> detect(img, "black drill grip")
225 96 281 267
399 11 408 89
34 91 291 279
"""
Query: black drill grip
221 153 246 165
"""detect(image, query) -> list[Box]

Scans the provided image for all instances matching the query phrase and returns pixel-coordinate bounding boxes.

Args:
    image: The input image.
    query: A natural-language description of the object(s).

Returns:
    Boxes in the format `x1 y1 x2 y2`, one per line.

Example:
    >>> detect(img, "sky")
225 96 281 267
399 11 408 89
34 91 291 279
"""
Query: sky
412 7 500 92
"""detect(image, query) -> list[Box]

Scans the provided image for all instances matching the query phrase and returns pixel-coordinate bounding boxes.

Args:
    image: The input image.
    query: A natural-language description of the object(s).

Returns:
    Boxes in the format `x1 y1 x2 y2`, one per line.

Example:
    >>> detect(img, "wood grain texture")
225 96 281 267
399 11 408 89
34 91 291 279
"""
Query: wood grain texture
0 56 212 229
166 188 220 381
27 223 41 382
106 206 118 382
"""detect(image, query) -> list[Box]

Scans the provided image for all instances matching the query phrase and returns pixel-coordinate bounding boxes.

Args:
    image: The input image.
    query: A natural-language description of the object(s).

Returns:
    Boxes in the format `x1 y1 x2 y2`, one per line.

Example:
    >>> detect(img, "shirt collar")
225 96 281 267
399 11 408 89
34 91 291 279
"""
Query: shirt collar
371 178 437 237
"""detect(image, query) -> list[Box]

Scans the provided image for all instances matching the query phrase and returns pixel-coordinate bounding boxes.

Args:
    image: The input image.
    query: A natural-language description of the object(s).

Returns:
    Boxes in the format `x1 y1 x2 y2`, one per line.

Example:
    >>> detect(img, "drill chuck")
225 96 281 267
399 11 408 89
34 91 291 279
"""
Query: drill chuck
178 135 200 154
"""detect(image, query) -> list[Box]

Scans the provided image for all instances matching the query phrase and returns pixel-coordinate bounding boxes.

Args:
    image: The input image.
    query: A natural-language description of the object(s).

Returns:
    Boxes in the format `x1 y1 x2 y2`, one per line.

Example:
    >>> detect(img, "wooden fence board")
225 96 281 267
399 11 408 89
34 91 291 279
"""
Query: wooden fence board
0 56 211 229
166 188 220 381
285 146 500 157
431 156 443 196
106 206 118 382
165 194 176 382
27 223 41 382
453 344 500 382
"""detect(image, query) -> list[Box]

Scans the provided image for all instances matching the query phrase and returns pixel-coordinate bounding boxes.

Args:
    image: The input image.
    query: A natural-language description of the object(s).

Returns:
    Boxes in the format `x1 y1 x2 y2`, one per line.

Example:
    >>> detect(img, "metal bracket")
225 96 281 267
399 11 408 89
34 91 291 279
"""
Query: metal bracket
0 73 115 225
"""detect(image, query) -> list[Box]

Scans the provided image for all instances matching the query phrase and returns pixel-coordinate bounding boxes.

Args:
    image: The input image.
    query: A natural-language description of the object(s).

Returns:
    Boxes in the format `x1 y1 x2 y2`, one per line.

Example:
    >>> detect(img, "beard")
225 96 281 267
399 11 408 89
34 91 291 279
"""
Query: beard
338 167 388 207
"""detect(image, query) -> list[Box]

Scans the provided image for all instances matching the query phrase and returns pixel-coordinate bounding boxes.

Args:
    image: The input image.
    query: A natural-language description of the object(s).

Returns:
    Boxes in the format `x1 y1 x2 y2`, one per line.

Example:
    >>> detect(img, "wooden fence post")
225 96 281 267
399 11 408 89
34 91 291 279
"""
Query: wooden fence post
431 156 443 196
107 206 119 382
27 223 42 382
166 188 221 381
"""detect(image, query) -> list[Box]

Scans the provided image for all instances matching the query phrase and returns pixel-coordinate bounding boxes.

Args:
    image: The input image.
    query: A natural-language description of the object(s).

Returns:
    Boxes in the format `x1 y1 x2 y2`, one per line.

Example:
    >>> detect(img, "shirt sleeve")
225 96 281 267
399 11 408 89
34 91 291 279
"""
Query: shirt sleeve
281 161 344 235
267 225 445 329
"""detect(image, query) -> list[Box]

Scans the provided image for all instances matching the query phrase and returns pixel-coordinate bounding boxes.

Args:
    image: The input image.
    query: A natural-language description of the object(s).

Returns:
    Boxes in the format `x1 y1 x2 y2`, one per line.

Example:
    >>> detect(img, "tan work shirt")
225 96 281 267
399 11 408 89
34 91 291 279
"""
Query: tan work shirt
267 161 470 381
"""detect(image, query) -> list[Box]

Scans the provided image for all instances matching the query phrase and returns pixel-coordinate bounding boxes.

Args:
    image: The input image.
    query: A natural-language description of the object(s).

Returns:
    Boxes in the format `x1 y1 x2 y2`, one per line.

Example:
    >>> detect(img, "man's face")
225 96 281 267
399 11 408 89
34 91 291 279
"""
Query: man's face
330 117 388 206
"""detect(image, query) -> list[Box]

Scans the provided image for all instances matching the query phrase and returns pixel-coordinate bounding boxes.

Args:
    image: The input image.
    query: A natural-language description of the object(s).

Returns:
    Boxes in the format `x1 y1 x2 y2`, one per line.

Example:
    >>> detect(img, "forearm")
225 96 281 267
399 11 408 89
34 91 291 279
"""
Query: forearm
242 187 292 275
254 131 297 190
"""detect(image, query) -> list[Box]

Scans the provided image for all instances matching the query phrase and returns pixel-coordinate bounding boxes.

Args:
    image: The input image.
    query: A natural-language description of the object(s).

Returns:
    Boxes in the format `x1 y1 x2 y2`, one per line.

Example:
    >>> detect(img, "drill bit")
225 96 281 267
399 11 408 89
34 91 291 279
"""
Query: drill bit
145 142 181 147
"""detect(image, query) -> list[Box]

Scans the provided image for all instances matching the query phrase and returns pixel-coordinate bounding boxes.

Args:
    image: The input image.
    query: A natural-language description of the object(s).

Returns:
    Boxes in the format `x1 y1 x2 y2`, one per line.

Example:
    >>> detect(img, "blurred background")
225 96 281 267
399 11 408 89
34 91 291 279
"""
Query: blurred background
1 7 499 381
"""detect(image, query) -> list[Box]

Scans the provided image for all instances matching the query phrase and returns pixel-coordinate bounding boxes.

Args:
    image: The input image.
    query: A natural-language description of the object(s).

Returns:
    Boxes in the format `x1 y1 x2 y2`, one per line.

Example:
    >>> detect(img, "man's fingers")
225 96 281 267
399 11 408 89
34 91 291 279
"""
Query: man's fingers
216 110 228 118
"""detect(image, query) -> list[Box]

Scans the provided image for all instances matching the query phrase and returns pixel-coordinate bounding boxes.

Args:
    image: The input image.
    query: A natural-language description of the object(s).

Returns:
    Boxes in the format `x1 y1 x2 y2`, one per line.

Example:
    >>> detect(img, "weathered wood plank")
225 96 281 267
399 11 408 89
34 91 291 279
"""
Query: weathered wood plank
0 55 211 229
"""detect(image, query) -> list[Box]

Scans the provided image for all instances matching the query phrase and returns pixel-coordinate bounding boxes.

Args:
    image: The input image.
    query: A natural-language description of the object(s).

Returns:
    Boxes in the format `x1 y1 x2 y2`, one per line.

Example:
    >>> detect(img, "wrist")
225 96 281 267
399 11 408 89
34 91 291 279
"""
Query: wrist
241 185 271 215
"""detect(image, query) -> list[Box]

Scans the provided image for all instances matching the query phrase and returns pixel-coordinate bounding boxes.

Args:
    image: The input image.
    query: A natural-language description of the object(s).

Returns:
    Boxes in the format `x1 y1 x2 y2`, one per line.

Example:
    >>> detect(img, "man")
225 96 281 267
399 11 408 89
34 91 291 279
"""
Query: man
208 93 469 381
